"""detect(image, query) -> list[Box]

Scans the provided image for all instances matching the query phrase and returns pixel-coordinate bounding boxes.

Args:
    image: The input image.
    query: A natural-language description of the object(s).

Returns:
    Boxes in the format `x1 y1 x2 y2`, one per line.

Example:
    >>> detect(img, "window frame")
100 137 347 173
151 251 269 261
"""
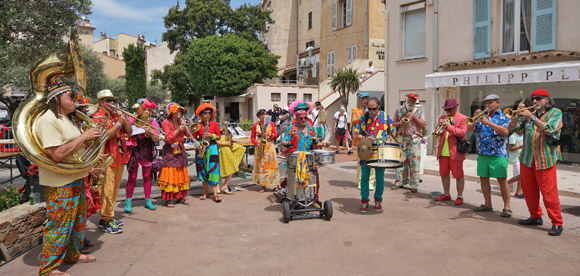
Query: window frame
401 2 427 59
327 51 335 77
347 45 358 64
308 11 313 29
500 0 532 55
271 93 281 102
332 2 337 31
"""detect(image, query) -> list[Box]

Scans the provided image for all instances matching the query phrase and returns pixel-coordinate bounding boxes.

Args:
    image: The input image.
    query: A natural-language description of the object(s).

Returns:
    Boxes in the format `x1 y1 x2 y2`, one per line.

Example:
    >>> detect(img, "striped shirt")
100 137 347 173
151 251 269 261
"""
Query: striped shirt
513 107 562 169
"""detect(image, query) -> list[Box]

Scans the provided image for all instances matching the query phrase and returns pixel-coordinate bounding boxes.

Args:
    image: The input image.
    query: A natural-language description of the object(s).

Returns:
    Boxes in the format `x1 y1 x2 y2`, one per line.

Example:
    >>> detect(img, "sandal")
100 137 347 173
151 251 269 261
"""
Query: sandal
213 195 222 203
165 201 175 208
221 188 234 195
48 270 70 276
200 193 208 200
500 208 513 218
84 238 95 247
177 198 189 205
259 187 266 193
473 205 493 212
77 254 97 263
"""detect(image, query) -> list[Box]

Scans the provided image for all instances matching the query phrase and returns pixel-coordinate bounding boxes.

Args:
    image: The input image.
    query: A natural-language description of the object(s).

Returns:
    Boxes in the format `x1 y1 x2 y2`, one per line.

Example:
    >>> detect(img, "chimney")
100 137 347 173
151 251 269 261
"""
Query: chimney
100 32 107 40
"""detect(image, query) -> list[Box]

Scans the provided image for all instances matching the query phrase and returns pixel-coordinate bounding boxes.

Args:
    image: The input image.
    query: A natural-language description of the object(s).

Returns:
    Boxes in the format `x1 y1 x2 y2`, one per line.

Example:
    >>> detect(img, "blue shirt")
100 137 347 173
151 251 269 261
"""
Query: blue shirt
283 122 317 151
475 109 510 157
354 111 392 145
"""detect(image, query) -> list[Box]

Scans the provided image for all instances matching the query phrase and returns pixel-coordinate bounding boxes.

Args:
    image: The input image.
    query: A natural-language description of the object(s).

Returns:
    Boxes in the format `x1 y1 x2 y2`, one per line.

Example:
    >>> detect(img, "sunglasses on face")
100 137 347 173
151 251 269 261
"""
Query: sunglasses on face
531 96 545 101
368 107 378 111
64 92 75 100
203 111 212 115
444 108 452 112
104 99 116 103
298 116 307 120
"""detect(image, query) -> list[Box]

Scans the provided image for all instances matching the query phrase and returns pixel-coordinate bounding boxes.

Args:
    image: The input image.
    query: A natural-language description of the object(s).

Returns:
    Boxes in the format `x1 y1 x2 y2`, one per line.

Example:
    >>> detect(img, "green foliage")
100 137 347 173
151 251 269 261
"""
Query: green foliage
81 45 107 100
0 187 22 212
147 82 170 106
239 119 253 131
329 67 361 107
162 0 273 53
123 44 147 109
185 34 279 97
105 77 127 107
150 54 196 106
0 0 91 118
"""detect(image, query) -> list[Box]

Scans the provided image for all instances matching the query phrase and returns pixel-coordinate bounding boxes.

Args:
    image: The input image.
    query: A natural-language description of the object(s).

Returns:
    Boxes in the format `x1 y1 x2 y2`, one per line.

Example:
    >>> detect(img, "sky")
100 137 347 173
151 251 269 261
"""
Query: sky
87 0 262 45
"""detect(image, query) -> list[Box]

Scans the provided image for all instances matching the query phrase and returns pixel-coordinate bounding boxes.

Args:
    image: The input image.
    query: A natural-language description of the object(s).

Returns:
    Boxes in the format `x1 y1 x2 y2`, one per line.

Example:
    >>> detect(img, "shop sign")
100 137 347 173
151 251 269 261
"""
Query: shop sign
425 61 580 88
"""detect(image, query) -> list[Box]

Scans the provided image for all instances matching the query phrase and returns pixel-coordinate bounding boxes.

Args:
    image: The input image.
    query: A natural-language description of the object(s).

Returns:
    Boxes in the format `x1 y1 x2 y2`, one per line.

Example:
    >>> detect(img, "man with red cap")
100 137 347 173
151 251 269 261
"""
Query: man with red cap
392 93 426 193
508 88 564 236
434 98 468 205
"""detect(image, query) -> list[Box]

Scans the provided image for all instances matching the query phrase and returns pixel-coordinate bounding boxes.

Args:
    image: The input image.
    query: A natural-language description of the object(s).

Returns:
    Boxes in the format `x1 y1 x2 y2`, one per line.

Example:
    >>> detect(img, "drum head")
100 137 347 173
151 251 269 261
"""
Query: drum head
357 138 373 160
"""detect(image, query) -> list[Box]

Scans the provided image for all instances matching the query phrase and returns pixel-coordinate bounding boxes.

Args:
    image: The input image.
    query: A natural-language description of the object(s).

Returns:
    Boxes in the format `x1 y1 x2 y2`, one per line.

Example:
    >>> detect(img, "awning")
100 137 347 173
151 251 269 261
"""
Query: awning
425 61 580 88
220 92 254 103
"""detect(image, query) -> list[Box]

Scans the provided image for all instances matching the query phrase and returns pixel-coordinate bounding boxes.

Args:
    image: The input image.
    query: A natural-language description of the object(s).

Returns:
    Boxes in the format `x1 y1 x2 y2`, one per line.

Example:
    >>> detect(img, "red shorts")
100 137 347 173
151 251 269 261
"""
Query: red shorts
439 156 464 178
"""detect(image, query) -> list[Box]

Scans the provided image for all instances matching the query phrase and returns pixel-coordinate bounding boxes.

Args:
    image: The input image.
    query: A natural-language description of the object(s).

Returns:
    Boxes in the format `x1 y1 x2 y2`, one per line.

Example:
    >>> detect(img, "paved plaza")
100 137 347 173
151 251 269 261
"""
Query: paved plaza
1 153 580 276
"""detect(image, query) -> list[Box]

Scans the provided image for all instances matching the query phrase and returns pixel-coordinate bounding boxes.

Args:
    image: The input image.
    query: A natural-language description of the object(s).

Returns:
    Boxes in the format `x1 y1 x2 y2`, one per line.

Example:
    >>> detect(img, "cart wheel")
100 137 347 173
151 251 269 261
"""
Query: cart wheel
323 200 333 220
282 201 291 223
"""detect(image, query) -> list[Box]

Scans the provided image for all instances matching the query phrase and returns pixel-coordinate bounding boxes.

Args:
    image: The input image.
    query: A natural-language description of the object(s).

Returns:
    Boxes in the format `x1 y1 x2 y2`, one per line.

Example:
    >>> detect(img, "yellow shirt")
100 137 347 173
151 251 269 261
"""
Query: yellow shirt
440 116 454 157
351 106 365 146
36 110 89 187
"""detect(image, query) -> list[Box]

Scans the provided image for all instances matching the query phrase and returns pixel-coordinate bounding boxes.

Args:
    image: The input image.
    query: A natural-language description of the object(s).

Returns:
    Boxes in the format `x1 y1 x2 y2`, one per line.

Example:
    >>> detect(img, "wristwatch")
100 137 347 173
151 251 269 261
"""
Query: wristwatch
531 116 537 122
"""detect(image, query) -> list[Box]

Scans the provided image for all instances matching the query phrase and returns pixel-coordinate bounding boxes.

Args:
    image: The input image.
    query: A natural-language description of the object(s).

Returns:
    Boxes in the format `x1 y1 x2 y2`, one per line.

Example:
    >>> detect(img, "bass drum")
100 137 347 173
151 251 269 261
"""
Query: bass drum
365 143 403 169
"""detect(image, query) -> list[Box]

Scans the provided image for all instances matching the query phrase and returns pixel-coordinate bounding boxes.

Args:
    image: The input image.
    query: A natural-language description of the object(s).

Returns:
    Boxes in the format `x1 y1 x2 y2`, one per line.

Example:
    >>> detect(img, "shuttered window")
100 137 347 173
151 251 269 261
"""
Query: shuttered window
473 0 492 59
346 0 352 26
327 51 335 77
332 2 337 31
533 0 557 52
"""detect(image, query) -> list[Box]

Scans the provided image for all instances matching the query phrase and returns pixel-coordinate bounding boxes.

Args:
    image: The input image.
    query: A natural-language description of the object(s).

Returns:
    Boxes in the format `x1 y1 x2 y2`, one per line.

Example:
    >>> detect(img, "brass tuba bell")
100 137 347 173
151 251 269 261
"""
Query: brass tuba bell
12 30 106 174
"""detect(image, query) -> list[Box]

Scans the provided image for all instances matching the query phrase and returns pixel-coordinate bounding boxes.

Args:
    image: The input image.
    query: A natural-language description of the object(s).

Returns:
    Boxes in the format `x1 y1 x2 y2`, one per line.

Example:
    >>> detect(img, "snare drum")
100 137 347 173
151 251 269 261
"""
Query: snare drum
313 149 335 166
365 143 403 169
286 151 315 169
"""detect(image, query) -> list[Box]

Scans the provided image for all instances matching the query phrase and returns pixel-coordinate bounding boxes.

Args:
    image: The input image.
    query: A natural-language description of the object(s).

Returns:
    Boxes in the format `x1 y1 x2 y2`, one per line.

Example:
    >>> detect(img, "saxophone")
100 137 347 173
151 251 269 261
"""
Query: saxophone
89 155 116 192
198 121 210 158
257 122 269 157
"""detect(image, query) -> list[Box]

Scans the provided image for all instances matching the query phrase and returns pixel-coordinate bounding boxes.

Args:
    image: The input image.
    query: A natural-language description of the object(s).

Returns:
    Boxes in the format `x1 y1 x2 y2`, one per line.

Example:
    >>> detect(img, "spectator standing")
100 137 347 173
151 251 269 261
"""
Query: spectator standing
311 102 327 140
365 61 374 79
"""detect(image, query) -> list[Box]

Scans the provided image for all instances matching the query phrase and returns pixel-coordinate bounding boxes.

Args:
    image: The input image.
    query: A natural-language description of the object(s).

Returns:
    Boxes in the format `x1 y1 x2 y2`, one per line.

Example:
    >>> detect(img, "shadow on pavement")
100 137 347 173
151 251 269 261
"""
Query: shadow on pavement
330 197 383 215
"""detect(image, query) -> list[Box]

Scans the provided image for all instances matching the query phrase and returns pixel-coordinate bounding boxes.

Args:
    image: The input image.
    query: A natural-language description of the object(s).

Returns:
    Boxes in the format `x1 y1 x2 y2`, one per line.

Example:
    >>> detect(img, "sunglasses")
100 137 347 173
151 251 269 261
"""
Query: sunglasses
368 107 378 111
444 108 452 111
202 111 212 115
65 92 75 100
298 116 308 120
104 99 116 103
531 96 545 101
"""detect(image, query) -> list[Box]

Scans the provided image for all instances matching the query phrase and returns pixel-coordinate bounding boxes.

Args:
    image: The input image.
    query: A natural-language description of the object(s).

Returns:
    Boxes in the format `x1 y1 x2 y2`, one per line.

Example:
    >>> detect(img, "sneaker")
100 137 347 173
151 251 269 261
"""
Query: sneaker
454 197 464 205
518 217 543 226
360 200 369 213
435 194 452 201
374 198 383 212
110 218 123 227
98 220 106 229
103 221 123 234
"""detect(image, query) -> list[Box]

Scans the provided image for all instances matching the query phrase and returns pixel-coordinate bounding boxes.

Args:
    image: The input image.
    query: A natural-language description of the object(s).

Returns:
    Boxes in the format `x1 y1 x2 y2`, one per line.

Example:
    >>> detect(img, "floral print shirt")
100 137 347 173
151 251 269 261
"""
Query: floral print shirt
475 109 510 157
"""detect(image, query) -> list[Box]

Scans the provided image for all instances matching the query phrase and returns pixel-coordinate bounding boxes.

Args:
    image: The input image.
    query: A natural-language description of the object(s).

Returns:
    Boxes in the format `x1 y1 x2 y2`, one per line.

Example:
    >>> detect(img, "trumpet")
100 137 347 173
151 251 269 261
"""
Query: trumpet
89 154 116 192
432 114 449 139
503 106 536 119
108 104 165 139
183 114 201 133
466 107 490 126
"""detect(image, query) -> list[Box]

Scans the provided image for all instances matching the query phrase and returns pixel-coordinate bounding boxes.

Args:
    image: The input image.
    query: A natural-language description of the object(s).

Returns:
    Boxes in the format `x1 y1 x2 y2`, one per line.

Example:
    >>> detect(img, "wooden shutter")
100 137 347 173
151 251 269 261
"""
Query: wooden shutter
346 0 352 26
333 2 337 31
533 0 557 52
473 0 491 59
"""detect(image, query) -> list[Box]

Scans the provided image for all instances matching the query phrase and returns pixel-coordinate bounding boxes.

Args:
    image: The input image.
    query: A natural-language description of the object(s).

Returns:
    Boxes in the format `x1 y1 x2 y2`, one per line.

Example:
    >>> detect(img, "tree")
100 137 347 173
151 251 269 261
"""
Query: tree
123 43 147 110
147 82 170 106
150 54 196 106
185 34 279 98
81 45 107 101
329 67 361 108
105 77 127 107
162 0 272 53
0 0 92 117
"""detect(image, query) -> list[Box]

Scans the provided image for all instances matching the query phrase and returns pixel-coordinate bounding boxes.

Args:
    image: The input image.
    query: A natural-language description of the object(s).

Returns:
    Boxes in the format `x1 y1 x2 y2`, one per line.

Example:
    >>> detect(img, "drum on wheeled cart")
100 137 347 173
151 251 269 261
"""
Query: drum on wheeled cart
277 151 333 223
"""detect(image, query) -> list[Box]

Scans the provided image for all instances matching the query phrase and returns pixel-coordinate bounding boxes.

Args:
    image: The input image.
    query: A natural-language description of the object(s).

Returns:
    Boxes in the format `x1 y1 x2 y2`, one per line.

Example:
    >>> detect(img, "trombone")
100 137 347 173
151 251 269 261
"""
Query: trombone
503 106 536 119
466 107 490 126
432 114 449 139
108 104 166 139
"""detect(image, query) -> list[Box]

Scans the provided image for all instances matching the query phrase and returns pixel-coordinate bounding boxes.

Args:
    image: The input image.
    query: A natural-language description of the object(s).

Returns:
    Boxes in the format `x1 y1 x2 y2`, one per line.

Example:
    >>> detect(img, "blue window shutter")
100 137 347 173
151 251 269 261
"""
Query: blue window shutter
533 0 557 52
473 0 491 59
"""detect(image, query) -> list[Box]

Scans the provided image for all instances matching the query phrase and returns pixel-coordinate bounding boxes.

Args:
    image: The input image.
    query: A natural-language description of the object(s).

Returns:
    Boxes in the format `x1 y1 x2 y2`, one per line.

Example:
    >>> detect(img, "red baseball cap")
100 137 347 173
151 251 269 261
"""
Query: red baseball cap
407 93 419 100
531 89 550 98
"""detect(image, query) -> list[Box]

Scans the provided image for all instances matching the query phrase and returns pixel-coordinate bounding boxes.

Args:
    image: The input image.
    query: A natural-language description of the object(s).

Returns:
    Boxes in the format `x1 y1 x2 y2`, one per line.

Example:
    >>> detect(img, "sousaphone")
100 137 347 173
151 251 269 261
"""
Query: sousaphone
12 29 106 174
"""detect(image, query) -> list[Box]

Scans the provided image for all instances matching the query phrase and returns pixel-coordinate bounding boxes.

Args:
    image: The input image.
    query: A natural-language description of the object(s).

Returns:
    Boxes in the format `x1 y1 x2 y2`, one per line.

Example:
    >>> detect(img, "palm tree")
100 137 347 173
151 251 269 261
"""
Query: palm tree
329 67 360 108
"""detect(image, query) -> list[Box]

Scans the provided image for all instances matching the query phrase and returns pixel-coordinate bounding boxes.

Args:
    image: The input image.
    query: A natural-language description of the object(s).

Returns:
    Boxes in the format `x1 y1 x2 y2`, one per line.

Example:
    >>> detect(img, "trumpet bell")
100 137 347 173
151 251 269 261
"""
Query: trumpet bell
190 123 201 133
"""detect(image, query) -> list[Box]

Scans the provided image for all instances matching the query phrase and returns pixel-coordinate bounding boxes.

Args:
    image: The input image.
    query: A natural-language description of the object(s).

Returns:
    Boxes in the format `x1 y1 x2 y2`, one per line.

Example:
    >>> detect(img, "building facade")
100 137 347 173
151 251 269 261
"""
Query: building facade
93 33 146 59
385 0 580 162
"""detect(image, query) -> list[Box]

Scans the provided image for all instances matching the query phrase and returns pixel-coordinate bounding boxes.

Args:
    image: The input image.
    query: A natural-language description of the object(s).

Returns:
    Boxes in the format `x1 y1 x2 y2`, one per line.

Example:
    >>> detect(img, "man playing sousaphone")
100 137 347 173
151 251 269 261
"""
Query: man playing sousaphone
354 97 393 213
37 81 102 275
392 93 426 193
92 89 132 234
